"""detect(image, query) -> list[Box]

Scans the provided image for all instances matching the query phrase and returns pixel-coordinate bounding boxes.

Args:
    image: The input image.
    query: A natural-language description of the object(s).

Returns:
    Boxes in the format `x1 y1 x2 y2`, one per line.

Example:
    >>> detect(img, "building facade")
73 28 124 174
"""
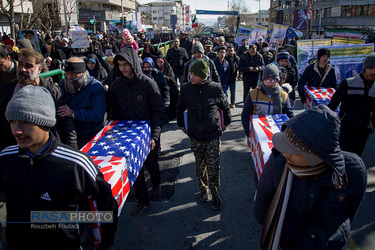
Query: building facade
269 0 375 38
138 0 185 30
60 0 135 32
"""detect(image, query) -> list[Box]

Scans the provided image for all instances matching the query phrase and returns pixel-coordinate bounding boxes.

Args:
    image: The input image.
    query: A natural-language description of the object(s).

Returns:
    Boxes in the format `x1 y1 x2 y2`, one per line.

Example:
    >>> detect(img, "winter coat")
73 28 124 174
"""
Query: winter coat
177 78 231 141
255 105 367 249
328 73 375 136
0 133 118 250
241 86 294 137
166 46 189 77
59 76 107 139
260 50 273 65
236 45 248 58
298 62 338 103
0 60 17 85
214 57 230 86
182 55 221 84
0 77 78 150
239 51 265 86
110 49 165 141
226 55 240 84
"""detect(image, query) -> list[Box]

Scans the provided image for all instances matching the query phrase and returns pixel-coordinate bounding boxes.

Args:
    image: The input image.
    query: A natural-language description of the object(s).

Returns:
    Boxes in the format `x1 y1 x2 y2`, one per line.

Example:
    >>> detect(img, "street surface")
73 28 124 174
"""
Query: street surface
111 81 375 250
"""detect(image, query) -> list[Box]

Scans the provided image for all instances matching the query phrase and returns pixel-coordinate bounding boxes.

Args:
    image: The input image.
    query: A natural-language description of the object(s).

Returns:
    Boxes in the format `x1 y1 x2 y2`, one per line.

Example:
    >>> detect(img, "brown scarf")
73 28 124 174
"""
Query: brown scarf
260 162 328 250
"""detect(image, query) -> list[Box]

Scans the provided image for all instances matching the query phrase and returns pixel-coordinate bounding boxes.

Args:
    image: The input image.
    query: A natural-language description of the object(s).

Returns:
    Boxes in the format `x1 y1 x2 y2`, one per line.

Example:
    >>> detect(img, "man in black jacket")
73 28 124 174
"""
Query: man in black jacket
0 85 118 249
328 52 375 156
166 37 189 85
110 47 166 215
239 44 265 103
177 59 231 211
0 48 77 151
225 45 240 108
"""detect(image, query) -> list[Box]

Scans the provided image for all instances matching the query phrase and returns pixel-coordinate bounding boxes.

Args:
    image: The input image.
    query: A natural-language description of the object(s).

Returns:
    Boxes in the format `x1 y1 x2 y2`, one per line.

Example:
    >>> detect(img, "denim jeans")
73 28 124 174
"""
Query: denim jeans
223 82 237 104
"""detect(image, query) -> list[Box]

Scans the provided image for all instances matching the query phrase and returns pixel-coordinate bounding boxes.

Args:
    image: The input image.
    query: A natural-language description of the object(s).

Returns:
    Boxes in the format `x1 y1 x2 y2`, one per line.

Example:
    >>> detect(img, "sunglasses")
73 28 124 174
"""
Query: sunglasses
264 78 278 84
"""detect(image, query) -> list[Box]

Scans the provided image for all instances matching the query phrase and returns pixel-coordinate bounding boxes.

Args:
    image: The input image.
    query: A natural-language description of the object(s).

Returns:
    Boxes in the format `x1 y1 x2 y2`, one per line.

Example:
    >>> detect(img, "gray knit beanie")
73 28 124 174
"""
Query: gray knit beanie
191 41 204 54
263 63 280 80
363 52 375 70
6 85 56 128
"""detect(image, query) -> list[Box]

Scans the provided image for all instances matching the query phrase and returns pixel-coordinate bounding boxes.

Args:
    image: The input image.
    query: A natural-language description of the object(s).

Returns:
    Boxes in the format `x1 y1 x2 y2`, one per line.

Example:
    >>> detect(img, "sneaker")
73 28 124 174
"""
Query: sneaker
200 192 208 202
211 196 221 211
129 201 150 216
230 103 235 108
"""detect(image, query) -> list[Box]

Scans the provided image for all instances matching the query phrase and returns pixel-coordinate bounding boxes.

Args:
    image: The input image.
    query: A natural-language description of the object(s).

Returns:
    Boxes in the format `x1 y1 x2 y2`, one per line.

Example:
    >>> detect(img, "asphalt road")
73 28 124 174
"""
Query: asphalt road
110 81 375 250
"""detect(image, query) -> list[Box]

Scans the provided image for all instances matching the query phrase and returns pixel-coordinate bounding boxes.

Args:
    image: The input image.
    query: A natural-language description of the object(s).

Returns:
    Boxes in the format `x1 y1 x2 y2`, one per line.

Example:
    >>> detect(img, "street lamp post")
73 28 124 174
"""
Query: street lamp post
258 0 261 25
313 5 322 39
121 0 125 26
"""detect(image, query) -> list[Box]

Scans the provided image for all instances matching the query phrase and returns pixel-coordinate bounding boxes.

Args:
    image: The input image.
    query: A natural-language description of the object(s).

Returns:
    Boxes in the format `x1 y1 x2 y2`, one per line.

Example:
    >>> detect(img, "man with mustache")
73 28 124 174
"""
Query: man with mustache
0 48 77 151
328 52 375 156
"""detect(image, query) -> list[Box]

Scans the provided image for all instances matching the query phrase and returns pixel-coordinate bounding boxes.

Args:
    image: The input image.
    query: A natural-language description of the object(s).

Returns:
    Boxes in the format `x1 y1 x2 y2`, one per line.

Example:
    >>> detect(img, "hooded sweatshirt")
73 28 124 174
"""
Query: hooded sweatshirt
141 43 164 63
142 57 170 107
110 47 166 141
86 53 108 82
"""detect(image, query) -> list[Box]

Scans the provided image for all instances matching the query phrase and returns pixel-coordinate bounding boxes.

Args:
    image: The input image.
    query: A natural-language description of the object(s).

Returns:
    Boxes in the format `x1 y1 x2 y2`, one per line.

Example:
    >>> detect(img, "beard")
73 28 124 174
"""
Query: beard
17 69 39 86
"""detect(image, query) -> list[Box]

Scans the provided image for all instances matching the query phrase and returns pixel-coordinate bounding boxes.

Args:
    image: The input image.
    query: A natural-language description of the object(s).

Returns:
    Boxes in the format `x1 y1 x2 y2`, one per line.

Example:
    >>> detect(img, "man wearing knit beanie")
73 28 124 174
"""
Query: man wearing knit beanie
328 52 375 156
0 84 118 249
241 63 294 185
177 58 231 211
298 47 337 103
182 41 220 83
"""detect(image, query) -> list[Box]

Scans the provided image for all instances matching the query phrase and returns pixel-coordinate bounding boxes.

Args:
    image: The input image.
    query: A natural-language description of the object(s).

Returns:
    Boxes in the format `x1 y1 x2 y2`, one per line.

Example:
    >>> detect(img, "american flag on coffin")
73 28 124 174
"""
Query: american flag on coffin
249 114 288 180
81 120 151 216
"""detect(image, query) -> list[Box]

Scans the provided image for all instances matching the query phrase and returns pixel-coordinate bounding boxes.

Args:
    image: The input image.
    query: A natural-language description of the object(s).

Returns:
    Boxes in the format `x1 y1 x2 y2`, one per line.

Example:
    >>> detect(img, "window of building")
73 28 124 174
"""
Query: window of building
111 5 117 10
153 10 157 13
153 17 157 20
171 10 175 14
79 2 90 9
158 10 163 13
369 4 375 16
324 7 331 18
266 18 269 21
363 5 369 15
103 4 109 8
158 17 163 20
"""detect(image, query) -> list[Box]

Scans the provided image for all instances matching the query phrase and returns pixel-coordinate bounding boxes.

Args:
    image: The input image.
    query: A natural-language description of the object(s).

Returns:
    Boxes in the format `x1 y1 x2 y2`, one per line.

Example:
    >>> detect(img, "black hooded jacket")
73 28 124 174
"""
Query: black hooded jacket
141 43 164 64
109 48 166 141
86 54 108 83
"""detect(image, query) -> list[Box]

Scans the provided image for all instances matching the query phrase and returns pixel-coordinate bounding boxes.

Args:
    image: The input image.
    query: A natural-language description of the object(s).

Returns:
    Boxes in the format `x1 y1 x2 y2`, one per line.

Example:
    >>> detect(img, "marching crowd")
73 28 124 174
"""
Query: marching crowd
0 28 373 249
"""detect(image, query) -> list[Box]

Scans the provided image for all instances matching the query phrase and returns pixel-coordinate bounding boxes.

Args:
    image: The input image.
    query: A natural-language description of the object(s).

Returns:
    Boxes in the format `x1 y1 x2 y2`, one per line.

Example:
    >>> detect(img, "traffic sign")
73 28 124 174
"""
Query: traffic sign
307 8 313 19
308 0 314 8
318 25 322 30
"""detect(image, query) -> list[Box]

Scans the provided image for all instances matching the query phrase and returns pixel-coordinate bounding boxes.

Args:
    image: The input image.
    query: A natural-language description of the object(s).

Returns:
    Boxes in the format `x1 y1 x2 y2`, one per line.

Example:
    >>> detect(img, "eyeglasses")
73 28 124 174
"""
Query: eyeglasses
264 78 278 84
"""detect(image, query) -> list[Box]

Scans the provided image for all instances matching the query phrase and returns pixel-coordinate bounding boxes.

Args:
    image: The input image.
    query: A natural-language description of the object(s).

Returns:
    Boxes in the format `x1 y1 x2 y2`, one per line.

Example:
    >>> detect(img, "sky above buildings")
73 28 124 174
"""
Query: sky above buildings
138 0 270 25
